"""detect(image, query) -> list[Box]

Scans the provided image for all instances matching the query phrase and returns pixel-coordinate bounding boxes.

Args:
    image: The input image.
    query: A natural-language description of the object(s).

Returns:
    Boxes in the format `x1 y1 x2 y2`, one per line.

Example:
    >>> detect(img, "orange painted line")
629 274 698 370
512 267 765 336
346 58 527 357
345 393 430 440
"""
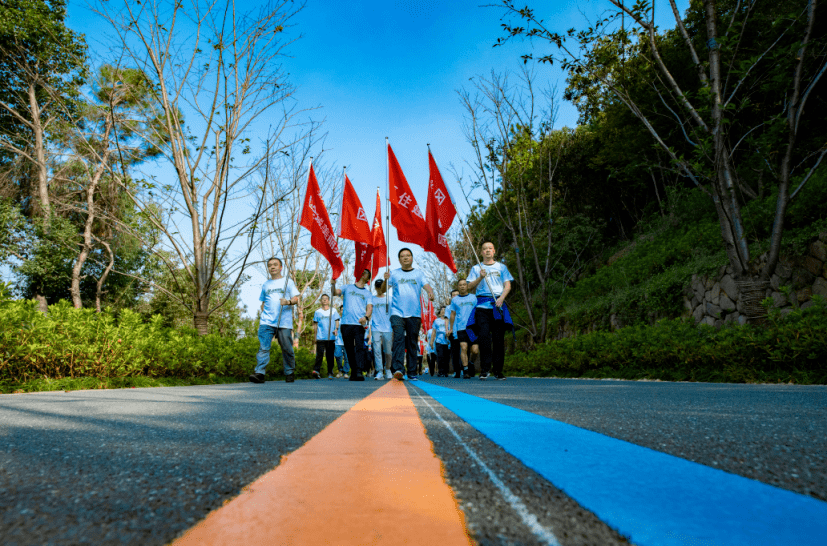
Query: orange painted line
173 382 474 546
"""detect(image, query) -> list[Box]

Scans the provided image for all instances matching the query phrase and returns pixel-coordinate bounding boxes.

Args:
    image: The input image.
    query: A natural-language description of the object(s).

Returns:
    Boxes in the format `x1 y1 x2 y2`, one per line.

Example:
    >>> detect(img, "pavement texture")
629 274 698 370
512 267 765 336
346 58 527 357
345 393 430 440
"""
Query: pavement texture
0 380 383 546
2 376 825 545
417 376 827 501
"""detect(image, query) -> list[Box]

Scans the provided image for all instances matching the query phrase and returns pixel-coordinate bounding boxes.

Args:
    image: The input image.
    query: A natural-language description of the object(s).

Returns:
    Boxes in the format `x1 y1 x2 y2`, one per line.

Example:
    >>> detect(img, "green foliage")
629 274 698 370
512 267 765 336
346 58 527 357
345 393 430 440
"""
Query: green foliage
505 298 827 384
0 299 315 386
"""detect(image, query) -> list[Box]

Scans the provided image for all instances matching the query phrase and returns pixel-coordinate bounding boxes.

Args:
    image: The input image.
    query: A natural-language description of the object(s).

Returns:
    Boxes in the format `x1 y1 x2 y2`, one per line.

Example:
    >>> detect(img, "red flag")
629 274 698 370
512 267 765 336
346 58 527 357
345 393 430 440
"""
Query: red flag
424 151 457 273
370 189 388 279
338 175 372 245
299 164 344 279
338 175 374 280
388 144 429 248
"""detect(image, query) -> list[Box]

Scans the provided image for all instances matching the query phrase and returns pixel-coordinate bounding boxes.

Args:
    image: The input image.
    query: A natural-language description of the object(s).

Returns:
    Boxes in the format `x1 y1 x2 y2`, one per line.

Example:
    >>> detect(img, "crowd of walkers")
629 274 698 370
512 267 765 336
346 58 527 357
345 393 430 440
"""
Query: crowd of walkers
248 242 512 384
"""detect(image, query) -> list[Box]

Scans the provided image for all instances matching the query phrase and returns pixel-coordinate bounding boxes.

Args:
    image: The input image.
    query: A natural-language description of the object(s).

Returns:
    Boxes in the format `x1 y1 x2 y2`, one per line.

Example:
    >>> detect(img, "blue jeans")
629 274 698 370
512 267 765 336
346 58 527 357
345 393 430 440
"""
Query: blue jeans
255 325 295 375
335 344 350 374
372 330 392 374
391 316 421 376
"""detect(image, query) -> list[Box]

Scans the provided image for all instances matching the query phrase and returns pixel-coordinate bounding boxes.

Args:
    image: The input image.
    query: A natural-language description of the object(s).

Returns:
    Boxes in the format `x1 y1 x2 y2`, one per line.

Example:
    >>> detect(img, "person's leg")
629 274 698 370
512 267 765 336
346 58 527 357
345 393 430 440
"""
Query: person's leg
341 324 362 378
314 341 325 375
492 317 506 376
390 316 406 376
441 344 452 375
324 341 335 376
427 353 435 376
276 328 296 376
404 317 420 377
451 338 461 377
352 326 368 377
372 335 384 378
254 324 276 376
380 331 393 378
475 308 494 377
469 344 479 377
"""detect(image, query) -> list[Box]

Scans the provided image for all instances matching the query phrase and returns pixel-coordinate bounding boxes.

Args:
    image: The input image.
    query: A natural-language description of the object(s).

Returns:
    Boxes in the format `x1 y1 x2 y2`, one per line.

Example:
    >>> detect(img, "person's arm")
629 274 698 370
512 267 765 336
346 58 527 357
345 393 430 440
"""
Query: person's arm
423 283 435 302
448 309 456 337
314 320 319 339
359 302 373 327
429 328 435 347
495 280 512 308
466 266 488 291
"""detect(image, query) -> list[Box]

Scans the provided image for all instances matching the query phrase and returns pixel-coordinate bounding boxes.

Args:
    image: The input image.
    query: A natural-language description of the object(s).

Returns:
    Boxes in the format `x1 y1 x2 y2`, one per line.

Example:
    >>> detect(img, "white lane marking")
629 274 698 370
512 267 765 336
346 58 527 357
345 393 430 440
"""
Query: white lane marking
413 389 562 546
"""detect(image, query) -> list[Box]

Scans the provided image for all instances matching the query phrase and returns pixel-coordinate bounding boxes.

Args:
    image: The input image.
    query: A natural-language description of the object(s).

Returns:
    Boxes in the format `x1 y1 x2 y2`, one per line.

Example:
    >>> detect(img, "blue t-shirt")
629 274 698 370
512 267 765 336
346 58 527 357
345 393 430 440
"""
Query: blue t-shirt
467 262 514 310
387 268 428 318
432 317 448 345
448 294 478 337
370 294 391 333
259 277 300 328
335 327 344 347
340 284 372 325
313 307 340 340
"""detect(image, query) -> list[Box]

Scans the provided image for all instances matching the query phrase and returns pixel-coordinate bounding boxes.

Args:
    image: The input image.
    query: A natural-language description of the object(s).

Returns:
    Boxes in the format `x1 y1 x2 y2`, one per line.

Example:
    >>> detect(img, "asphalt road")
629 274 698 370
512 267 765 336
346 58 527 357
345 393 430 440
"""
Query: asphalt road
1 377 825 545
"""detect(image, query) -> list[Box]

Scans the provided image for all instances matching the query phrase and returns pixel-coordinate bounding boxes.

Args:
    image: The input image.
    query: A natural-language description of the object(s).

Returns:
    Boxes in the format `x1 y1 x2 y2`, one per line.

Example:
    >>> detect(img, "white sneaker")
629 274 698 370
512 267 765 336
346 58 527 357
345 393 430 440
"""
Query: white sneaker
384 370 392 380
374 371 383 380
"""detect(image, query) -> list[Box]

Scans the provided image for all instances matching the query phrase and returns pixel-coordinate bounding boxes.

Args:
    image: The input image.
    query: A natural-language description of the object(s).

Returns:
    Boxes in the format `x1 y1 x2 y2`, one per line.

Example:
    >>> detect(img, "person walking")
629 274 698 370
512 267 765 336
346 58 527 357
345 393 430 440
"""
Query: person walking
334 268 373 381
466 242 514 380
249 257 299 384
381 248 435 381
429 307 450 377
312 294 339 380
371 278 393 380
447 279 478 379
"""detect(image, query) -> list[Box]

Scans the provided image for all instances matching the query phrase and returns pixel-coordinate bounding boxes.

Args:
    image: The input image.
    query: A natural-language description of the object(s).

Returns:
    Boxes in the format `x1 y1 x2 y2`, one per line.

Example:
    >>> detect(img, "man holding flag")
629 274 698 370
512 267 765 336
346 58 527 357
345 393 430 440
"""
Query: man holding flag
249 257 300 384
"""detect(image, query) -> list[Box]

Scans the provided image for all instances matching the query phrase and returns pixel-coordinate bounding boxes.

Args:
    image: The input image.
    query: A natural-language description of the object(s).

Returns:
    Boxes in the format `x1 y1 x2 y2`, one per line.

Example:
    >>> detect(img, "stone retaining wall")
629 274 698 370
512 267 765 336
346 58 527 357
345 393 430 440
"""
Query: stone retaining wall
685 234 827 327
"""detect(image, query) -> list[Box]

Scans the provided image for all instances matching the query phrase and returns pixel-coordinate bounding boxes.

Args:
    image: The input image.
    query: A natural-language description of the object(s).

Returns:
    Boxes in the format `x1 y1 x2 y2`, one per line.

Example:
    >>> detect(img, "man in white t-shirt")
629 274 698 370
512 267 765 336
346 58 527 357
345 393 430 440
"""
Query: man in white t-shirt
467 242 514 380
334 268 373 381
371 278 393 380
312 294 340 379
381 248 435 381
250 257 300 384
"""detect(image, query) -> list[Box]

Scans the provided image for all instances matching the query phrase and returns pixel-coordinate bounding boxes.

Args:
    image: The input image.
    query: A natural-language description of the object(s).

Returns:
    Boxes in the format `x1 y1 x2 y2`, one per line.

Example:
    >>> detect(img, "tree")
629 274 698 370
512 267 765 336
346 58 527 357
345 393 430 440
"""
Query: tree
457 69 598 342
62 65 165 309
93 0 317 334
0 0 86 221
497 0 827 319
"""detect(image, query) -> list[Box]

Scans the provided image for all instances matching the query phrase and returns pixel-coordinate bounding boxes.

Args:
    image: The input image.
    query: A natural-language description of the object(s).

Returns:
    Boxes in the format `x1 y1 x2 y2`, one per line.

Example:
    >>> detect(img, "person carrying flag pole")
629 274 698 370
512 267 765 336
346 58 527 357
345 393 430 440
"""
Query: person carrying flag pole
385 141 436 381
249 255 300 384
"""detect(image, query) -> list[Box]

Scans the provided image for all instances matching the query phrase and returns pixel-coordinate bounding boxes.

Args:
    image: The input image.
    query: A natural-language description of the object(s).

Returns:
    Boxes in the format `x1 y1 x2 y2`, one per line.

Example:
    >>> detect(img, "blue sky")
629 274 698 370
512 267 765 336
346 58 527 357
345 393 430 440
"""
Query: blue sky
62 0 689 317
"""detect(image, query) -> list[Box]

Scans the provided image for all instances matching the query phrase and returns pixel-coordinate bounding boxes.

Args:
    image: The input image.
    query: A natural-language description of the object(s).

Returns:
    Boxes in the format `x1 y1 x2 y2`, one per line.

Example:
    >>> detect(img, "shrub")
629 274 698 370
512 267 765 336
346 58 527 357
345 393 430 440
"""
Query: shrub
0 299 314 385
505 298 827 384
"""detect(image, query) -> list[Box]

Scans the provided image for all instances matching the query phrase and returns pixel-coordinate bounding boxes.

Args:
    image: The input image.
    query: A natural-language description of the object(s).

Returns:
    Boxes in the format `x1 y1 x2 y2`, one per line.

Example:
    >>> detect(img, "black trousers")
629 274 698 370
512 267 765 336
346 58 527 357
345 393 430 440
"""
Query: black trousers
341 324 367 377
474 307 505 375
314 340 335 375
450 337 461 374
436 343 450 375
391 316 421 376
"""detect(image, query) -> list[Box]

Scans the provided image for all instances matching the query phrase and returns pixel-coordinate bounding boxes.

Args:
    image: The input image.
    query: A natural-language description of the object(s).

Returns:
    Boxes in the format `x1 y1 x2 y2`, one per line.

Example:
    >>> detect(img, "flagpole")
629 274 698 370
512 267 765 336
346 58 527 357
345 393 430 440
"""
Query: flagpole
456 210 500 310
385 137 391 310
329 165 346 341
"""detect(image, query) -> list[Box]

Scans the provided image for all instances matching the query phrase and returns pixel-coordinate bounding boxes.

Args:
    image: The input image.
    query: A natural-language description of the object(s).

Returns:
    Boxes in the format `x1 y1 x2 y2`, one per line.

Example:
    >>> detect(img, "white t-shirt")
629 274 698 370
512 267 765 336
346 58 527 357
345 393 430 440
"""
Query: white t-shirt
467 262 514 310
259 277 300 328
313 307 340 340
433 317 448 345
387 268 428 318
340 284 372 325
370 294 391 333
448 294 478 337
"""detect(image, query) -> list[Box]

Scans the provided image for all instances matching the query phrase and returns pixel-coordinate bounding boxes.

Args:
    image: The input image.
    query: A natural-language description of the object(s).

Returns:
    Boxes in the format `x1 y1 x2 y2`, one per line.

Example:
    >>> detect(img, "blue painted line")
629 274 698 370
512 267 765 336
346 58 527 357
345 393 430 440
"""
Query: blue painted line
415 382 827 546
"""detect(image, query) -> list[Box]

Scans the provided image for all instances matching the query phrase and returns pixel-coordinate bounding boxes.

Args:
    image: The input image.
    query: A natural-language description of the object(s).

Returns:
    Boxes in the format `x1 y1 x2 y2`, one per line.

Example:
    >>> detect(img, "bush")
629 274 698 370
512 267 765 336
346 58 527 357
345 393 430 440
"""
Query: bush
505 298 827 384
0 299 315 386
